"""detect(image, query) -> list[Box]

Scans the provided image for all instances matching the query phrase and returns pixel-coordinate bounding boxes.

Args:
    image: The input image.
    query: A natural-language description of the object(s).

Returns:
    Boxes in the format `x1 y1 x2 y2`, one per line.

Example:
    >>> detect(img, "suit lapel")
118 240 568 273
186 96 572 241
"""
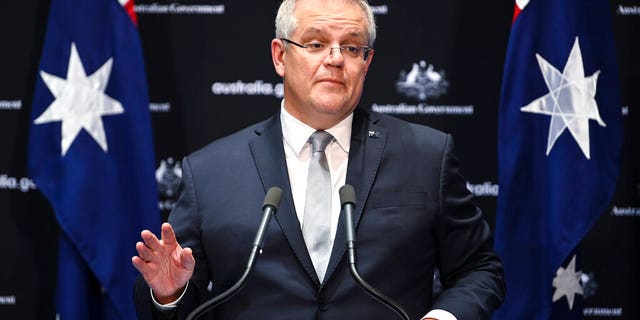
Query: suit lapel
248 115 322 287
323 108 387 284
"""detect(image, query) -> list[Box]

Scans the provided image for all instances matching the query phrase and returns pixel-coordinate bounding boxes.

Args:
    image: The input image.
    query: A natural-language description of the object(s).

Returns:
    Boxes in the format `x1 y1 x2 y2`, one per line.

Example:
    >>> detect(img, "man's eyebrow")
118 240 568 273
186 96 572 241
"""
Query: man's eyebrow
346 31 366 40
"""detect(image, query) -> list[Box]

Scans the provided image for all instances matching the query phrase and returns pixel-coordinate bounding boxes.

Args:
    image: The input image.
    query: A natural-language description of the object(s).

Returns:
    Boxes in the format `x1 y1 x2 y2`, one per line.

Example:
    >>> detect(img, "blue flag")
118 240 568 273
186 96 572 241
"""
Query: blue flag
494 0 622 319
27 0 159 319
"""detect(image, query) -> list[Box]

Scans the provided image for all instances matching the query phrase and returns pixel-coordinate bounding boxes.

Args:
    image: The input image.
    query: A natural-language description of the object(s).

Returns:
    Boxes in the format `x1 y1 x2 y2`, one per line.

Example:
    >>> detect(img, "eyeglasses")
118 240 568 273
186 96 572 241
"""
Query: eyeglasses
281 38 373 61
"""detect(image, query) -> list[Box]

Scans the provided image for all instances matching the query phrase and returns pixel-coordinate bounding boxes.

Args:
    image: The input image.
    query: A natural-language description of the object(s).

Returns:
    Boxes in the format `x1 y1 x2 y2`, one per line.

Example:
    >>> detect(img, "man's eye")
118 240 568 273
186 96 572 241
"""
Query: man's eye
306 43 325 49
343 46 360 55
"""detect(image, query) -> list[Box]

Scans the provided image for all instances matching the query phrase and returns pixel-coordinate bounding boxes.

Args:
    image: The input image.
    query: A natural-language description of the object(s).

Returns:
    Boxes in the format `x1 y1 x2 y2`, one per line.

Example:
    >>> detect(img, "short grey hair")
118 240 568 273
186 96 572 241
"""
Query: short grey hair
275 0 377 46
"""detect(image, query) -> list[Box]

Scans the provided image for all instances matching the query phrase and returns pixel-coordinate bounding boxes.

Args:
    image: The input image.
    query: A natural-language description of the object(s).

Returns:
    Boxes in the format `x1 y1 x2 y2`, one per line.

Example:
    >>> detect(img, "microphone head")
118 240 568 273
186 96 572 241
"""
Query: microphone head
339 185 356 206
263 187 283 210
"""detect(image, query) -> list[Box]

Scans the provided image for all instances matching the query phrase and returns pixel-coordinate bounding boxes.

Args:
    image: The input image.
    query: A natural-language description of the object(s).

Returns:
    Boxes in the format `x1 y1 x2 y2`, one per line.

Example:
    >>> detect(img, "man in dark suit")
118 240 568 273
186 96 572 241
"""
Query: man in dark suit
132 0 505 319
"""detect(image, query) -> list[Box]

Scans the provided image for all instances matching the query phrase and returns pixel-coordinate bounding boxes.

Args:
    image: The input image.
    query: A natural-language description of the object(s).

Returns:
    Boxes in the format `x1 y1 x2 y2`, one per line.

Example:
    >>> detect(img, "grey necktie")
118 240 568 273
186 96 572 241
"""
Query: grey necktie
302 130 334 282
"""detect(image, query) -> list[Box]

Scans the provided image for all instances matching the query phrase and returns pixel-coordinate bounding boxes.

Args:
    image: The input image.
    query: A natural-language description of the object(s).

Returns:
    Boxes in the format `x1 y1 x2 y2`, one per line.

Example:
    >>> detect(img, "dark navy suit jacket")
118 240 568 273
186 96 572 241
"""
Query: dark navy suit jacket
134 108 505 319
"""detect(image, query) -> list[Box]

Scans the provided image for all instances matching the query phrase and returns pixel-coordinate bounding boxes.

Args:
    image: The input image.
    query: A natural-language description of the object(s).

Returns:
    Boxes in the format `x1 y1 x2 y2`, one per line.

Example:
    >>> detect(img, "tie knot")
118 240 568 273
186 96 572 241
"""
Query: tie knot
309 131 333 153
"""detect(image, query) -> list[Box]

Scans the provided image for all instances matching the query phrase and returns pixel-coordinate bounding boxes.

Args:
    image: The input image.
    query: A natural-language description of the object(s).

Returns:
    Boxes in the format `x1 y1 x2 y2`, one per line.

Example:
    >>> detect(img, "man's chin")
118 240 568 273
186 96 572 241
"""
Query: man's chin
311 93 349 108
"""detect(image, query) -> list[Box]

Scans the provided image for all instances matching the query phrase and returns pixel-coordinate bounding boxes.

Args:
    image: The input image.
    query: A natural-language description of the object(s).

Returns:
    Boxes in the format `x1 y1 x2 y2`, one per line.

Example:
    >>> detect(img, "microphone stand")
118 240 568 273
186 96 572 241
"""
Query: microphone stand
340 185 410 320
186 187 283 320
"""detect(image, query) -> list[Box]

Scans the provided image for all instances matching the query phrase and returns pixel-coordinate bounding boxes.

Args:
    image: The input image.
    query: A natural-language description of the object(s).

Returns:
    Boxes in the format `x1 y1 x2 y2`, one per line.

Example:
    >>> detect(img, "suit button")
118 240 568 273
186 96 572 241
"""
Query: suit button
318 298 329 311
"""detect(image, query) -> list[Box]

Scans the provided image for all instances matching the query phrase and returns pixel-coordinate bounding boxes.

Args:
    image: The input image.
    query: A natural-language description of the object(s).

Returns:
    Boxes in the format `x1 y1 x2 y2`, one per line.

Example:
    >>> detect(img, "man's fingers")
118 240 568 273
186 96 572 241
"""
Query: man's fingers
141 230 161 250
160 222 178 246
136 241 156 262
131 256 146 271
132 256 155 275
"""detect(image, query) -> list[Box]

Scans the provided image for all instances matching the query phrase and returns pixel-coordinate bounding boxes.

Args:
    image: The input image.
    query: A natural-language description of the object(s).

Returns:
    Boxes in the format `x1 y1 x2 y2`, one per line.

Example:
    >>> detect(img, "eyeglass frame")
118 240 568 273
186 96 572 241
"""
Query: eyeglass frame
280 38 373 61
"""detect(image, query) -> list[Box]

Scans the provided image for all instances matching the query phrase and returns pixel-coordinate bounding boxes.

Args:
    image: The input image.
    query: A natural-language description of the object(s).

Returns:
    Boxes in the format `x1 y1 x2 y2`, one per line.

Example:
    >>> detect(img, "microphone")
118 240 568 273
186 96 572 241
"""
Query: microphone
186 187 283 320
339 185 410 320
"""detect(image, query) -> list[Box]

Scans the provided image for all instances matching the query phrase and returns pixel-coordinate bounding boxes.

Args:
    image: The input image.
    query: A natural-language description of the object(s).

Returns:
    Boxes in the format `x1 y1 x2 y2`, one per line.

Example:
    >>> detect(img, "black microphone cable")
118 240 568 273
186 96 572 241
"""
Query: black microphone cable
339 185 410 320
186 187 283 320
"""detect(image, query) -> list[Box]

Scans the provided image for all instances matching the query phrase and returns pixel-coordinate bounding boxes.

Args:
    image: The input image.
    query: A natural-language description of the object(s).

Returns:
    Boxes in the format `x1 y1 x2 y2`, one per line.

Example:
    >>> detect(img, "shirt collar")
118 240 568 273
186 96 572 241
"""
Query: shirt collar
280 99 352 156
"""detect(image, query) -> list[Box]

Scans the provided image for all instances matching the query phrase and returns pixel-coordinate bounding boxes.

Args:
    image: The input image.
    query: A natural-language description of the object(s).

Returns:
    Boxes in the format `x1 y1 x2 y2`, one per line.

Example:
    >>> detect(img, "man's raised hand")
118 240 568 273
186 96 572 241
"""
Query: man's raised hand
132 222 195 304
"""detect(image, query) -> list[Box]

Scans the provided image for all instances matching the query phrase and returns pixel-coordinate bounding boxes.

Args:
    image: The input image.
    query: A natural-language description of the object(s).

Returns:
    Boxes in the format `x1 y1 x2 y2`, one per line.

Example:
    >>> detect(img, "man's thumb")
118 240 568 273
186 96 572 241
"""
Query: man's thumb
180 247 196 270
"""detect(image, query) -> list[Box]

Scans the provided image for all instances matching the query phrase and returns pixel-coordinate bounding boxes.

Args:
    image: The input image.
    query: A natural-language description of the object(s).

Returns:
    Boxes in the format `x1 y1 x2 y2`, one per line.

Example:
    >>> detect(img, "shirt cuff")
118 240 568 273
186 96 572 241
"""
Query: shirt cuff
150 282 189 311
422 309 457 320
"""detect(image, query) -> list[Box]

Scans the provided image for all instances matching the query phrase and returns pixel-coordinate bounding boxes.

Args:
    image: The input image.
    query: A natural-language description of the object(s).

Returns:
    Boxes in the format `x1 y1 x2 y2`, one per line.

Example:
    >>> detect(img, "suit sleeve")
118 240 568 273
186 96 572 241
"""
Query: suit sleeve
133 156 214 320
430 134 506 319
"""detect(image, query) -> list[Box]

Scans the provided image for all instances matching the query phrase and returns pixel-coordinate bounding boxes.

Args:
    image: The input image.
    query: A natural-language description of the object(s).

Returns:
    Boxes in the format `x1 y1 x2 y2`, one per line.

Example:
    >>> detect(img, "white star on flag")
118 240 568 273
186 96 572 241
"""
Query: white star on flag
521 37 605 159
34 42 124 156
552 255 583 310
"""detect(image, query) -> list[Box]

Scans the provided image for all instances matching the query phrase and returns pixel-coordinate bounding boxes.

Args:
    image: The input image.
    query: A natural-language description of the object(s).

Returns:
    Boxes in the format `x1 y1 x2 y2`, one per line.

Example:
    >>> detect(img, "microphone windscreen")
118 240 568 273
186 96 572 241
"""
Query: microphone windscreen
339 185 356 206
263 187 283 210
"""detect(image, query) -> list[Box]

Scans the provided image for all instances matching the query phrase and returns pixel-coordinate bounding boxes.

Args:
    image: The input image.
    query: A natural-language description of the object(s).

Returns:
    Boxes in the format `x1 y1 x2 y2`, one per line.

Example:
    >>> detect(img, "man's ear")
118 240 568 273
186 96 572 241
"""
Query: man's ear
271 39 286 77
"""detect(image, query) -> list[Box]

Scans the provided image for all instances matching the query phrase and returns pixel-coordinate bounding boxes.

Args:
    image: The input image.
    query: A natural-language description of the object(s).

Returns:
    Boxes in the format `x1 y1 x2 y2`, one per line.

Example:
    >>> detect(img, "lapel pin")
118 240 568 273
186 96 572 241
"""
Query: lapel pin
368 130 380 138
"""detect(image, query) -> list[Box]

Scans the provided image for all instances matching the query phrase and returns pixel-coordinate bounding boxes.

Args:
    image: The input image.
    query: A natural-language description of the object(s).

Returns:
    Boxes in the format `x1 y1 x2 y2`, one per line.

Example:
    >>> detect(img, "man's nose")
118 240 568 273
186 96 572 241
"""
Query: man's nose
325 47 345 66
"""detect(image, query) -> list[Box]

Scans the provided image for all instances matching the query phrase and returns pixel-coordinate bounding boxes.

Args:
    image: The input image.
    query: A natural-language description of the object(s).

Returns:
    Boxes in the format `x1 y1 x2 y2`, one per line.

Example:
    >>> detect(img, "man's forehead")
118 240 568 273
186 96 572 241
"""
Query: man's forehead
299 25 367 39
290 0 370 42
